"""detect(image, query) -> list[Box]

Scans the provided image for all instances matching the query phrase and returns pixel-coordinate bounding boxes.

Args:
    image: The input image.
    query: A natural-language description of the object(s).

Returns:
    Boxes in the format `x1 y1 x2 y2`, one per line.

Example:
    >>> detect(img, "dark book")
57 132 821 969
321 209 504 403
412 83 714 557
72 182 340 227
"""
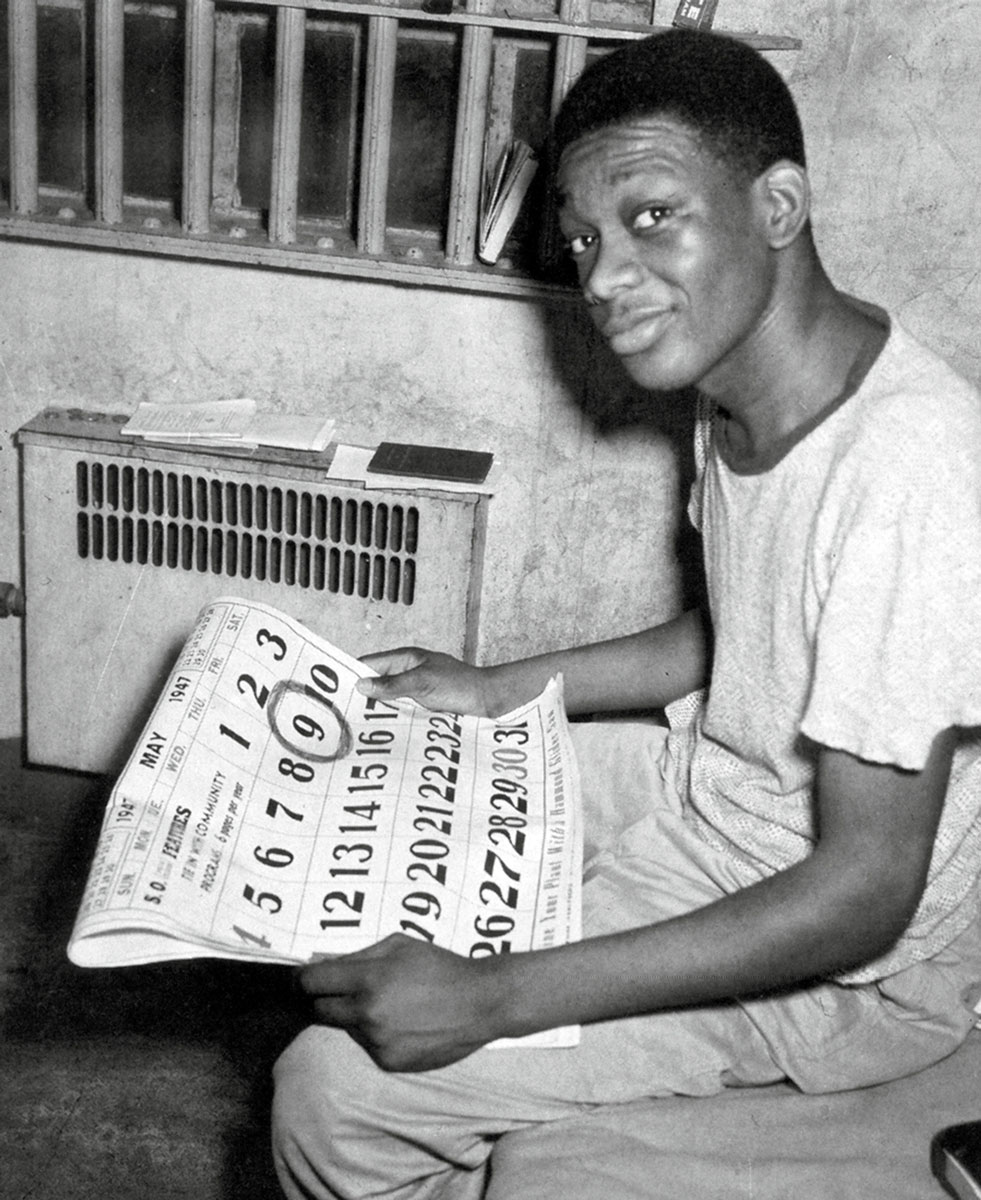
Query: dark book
673 0 720 30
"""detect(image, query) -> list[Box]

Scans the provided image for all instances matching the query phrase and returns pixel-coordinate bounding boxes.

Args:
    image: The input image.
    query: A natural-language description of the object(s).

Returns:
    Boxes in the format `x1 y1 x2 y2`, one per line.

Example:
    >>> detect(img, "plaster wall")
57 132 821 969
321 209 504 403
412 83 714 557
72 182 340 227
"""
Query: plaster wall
1 0 979 743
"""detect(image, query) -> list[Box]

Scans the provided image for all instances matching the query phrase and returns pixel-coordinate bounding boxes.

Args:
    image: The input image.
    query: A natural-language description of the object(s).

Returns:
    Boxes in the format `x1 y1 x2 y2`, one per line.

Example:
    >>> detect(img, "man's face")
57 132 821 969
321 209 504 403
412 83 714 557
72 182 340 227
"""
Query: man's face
557 116 777 395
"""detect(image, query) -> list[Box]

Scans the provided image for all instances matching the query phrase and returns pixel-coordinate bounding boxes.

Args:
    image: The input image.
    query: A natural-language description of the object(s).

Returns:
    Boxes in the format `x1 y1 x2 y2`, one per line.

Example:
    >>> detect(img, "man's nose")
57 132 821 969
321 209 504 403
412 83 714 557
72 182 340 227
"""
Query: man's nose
582 233 644 304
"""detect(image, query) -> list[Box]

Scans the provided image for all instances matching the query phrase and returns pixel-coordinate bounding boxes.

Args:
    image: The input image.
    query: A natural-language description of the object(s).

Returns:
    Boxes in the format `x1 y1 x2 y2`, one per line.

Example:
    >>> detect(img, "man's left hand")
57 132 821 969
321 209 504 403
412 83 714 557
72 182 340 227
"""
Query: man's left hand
298 934 503 1072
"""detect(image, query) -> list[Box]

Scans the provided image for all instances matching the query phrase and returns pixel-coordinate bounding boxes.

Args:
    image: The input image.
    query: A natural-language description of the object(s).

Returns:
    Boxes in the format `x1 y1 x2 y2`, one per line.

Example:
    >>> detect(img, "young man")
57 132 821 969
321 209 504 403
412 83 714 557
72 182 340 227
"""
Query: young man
272 29 981 1200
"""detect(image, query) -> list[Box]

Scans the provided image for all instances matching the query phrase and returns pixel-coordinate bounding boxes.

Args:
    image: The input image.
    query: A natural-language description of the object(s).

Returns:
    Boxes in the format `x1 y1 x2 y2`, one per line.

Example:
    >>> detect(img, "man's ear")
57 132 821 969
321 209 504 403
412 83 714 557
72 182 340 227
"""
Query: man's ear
755 160 810 248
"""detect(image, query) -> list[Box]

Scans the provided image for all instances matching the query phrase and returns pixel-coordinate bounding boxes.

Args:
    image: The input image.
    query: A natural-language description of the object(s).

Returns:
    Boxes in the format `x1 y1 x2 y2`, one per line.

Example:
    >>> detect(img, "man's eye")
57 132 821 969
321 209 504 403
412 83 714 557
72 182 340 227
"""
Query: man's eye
633 206 671 231
565 233 596 257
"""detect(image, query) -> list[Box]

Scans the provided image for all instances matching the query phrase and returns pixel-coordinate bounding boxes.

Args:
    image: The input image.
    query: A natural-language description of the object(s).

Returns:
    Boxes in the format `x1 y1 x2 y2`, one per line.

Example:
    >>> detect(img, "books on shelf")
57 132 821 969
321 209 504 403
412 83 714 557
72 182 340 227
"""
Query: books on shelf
478 140 538 266
673 0 720 29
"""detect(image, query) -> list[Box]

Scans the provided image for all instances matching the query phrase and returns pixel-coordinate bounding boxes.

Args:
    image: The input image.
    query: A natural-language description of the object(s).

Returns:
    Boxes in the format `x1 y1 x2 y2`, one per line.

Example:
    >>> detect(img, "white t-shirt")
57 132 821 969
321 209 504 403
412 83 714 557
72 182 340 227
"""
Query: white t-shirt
670 315 981 983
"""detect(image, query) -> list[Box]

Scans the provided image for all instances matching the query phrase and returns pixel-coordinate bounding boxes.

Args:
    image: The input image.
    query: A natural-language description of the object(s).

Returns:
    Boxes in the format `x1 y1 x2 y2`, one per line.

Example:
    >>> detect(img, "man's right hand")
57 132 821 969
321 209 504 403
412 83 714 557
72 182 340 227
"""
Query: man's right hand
356 647 497 717
356 610 712 723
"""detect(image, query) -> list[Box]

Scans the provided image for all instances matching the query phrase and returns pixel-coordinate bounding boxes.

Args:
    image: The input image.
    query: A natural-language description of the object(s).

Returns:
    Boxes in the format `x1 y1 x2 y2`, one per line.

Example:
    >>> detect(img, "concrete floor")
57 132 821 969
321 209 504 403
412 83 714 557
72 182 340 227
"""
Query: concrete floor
0 738 305 1199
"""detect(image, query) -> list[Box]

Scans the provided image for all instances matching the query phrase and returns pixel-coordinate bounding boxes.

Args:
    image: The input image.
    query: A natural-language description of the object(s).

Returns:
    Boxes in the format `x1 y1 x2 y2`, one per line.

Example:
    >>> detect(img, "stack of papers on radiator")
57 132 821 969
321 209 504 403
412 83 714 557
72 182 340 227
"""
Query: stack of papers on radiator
120 399 335 452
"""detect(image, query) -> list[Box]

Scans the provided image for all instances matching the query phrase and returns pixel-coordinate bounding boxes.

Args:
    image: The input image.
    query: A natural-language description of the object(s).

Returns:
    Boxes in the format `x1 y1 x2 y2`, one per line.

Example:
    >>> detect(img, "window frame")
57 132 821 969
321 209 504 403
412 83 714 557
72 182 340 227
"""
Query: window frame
1 0 801 299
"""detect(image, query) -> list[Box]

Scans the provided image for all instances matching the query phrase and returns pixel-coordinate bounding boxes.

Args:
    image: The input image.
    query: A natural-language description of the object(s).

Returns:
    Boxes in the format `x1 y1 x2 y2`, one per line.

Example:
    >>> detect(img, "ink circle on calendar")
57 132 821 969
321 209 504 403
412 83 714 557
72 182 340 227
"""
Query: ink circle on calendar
265 679 353 763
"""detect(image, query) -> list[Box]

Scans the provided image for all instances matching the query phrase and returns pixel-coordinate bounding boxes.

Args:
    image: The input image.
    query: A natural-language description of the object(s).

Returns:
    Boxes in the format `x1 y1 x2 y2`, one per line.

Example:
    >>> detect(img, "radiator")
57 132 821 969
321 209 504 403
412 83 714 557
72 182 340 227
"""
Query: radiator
17 409 488 774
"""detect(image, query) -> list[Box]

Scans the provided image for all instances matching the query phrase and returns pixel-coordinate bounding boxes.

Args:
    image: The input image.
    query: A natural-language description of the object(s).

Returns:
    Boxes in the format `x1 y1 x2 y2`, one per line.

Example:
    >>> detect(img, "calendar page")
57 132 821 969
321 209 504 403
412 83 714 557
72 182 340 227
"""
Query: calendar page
67 597 583 1005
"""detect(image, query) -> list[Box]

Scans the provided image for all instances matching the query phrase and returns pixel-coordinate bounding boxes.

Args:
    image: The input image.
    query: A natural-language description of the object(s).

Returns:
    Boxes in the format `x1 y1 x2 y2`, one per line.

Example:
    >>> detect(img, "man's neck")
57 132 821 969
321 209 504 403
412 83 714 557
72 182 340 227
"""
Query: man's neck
703 270 888 465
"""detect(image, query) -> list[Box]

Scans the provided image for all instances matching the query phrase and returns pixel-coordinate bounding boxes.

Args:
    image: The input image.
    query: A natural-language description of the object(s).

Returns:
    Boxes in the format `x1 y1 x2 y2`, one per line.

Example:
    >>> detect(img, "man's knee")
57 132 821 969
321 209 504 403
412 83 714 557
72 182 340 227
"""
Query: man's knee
273 1024 369 1126
271 1026 493 1200
272 1026 369 1197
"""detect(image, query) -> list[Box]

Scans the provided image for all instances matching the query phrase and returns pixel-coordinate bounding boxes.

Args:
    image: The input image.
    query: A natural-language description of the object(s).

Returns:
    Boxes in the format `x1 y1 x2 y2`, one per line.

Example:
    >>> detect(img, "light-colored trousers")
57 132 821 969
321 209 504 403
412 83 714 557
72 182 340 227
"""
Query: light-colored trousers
271 722 981 1200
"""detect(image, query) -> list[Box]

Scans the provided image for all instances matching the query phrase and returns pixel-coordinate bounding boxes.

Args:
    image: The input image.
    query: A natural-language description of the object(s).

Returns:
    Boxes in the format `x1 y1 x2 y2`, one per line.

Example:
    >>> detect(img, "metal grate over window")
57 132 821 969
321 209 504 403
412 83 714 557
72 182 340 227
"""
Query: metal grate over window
0 0 800 298
74 458 418 604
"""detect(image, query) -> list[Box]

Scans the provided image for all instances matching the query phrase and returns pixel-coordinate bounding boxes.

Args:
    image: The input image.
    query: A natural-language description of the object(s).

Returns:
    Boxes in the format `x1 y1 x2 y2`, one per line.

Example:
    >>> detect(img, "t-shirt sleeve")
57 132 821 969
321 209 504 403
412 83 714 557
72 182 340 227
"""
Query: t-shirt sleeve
800 401 981 770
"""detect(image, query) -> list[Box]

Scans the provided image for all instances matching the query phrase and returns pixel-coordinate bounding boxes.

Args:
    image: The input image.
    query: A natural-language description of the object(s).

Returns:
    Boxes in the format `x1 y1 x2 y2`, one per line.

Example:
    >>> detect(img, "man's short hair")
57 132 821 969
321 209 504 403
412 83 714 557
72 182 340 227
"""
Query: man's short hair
552 29 806 181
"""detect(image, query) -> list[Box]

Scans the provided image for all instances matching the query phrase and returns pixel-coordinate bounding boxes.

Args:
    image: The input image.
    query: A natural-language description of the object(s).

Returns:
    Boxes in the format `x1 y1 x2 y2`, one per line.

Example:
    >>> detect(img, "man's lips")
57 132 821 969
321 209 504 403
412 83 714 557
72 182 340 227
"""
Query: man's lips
600 308 674 356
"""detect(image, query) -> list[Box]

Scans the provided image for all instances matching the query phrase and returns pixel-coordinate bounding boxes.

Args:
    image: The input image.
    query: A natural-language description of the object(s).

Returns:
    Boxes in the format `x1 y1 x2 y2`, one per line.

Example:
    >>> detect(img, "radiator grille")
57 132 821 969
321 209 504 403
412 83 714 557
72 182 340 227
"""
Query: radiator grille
74 459 418 604
19 408 487 772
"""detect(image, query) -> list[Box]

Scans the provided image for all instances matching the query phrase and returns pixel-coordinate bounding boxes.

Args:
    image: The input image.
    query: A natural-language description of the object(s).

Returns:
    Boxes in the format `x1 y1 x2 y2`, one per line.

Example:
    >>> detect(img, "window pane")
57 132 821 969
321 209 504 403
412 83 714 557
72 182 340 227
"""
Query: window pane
237 20 453 234
387 31 456 232
504 41 551 259
238 19 360 223
124 9 183 204
298 25 358 222
511 42 550 151
237 20 274 212
38 4 85 193
237 19 359 223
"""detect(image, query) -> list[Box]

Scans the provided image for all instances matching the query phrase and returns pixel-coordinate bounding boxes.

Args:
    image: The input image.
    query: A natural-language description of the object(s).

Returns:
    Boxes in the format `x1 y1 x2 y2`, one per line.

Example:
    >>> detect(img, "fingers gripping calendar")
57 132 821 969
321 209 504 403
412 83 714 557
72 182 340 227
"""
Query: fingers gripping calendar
68 598 583 980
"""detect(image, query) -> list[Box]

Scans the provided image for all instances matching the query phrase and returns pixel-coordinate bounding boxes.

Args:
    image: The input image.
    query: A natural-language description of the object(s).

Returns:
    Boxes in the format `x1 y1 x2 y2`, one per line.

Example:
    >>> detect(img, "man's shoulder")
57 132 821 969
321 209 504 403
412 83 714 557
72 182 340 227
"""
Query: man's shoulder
845 318 981 452
871 319 980 410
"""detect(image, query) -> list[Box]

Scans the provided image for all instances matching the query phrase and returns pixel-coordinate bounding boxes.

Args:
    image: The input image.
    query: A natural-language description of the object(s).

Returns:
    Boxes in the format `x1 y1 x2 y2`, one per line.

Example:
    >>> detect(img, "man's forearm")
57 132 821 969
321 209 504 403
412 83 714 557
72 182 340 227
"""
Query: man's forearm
483 847 912 1041
479 733 955 1042
483 608 711 717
